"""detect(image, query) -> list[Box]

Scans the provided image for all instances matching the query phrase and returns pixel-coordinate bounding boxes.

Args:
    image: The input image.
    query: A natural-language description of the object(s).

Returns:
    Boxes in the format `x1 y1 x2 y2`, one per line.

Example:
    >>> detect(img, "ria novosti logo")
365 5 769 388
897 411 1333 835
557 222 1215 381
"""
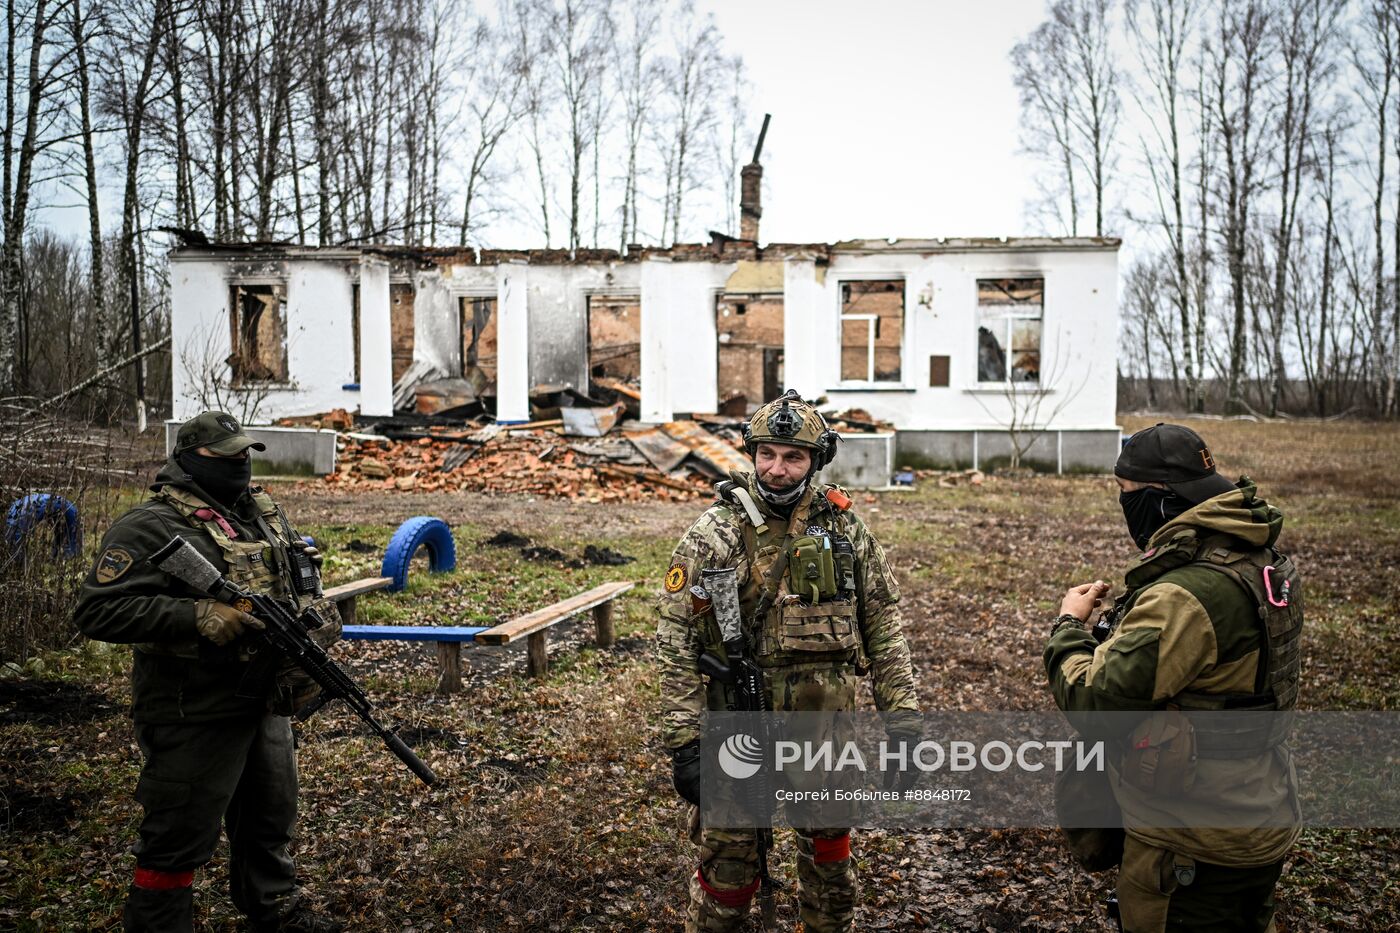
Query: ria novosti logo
714 731 1107 779
717 733 764 779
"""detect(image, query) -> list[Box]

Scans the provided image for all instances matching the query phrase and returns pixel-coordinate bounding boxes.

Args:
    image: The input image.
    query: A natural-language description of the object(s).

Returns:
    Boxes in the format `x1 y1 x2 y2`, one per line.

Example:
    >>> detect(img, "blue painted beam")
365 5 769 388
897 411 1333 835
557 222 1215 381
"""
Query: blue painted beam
342 625 491 643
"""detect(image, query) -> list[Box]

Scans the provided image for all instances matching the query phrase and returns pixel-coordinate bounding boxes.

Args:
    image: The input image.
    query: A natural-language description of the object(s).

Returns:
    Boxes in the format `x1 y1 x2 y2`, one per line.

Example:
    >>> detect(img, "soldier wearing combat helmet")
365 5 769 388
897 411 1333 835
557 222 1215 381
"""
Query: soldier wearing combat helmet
656 390 921 932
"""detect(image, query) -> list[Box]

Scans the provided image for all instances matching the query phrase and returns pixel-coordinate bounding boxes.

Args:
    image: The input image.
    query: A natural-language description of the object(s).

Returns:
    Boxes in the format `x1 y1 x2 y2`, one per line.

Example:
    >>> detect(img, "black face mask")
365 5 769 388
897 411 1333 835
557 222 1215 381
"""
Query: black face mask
179 451 252 509
1120 486 1192 550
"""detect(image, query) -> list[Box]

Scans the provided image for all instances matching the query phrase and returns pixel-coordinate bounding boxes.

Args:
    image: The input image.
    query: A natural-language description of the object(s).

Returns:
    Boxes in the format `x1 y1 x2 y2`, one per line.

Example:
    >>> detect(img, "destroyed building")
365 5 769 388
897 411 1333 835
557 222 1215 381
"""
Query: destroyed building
166 151 1121 484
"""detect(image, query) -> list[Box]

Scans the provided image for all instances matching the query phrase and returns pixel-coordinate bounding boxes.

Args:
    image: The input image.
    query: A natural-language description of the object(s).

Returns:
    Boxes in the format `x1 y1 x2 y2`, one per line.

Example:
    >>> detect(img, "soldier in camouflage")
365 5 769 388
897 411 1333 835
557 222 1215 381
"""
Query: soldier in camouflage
657 390 920 932
74 412 343 933
1046 423 1303 932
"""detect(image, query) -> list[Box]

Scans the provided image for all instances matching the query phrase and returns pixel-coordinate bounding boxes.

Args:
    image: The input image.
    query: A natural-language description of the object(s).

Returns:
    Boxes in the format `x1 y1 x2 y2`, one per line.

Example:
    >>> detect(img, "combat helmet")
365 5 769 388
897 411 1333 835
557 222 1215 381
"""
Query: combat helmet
743 390 840 468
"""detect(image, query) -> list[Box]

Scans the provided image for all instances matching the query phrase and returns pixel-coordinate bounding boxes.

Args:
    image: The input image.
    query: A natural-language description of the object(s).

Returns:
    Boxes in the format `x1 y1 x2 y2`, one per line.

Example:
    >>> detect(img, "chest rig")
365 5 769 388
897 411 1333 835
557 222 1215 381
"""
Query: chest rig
716 479 870 673
154 485 309 607
1104 527 1304 759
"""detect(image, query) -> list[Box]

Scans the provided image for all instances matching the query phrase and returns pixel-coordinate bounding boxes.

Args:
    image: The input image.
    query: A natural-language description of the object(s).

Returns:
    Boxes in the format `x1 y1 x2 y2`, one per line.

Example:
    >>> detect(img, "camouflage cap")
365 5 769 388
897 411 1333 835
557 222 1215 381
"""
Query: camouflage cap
174 411 265 456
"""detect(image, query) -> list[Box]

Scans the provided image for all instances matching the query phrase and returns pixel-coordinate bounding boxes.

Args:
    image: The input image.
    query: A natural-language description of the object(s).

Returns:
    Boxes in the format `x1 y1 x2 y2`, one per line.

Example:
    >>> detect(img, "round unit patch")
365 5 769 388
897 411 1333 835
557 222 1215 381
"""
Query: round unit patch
664 562 688 593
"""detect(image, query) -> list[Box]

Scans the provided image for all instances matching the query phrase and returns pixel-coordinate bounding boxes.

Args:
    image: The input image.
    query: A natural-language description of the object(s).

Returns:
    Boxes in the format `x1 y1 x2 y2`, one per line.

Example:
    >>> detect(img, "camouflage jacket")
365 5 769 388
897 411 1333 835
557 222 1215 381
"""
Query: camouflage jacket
1044 480 1302 866
657 472 918 750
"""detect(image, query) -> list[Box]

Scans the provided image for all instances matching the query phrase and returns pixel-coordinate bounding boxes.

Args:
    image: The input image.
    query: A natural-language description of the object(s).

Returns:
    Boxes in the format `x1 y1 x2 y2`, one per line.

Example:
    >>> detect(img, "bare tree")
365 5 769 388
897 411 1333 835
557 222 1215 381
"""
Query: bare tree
614 0 660 250
542 0 610 252
1209 0 1272 413
457 15 525 245
662 1 719 245
1012 16 1083 235
1127 0 1202 409
1057 0 1121 236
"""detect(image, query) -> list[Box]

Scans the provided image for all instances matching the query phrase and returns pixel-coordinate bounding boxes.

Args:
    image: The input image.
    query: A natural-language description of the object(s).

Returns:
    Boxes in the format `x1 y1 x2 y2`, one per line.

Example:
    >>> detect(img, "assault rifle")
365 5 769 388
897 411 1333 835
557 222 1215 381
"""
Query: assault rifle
696 566 780 930
148 536 438 786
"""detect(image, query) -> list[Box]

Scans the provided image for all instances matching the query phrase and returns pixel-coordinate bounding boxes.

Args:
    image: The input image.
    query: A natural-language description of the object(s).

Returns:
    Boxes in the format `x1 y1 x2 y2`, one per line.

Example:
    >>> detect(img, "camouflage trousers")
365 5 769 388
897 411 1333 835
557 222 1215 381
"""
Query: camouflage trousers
1117 835 1283 933
685 806 855 933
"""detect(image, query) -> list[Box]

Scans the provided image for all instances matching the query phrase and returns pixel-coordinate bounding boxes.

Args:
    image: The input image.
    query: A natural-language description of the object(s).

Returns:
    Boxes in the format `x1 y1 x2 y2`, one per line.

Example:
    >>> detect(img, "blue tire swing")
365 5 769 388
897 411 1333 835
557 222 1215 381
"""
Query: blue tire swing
5 493 82 561
380 516 456 592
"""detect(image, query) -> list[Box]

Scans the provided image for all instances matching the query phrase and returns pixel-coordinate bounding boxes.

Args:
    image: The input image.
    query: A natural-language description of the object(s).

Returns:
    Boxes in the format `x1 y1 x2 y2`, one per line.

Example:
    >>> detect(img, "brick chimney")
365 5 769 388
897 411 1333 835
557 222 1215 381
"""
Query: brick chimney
740 163 762 241
739 114 771 243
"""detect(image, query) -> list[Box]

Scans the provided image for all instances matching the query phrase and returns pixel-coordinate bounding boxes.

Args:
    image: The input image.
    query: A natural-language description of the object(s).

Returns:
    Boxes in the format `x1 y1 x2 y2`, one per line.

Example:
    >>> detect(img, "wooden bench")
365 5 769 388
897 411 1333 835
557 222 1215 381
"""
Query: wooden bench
336 580 635 692
475 580 635 678
323 576 395 625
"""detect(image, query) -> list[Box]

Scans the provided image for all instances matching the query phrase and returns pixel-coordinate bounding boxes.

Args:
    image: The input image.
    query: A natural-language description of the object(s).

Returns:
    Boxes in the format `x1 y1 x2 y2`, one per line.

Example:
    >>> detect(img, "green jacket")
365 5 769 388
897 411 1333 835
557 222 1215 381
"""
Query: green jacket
73 459 304 724
1044 480 1301 866
656 472 919 751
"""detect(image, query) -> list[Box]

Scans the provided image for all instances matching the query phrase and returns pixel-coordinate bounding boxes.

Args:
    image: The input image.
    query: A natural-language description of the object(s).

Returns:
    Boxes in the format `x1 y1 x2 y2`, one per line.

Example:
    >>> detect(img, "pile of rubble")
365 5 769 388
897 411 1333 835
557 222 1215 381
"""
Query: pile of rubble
324 416 757 502
288 381 888 501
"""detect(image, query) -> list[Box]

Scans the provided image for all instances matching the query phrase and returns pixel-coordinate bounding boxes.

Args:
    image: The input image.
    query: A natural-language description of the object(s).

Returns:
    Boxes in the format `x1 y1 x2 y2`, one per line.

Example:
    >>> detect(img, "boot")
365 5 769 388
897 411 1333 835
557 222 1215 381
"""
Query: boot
123 884 194 933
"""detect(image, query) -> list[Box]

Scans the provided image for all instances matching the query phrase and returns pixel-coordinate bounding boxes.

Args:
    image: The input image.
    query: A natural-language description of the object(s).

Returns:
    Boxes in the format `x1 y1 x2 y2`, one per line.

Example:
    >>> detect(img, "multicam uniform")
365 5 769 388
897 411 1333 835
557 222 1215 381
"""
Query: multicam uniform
1045 480 1303 933
74 456 340 932
657 469 919 932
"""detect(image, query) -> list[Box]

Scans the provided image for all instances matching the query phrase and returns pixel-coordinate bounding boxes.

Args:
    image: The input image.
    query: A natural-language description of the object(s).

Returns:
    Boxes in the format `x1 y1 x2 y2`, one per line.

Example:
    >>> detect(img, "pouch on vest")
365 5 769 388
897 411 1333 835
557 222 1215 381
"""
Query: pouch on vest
788 535 838 604
1053 765 1124 873
268 598 343 715
773 600 859 656
1120 709 1197 796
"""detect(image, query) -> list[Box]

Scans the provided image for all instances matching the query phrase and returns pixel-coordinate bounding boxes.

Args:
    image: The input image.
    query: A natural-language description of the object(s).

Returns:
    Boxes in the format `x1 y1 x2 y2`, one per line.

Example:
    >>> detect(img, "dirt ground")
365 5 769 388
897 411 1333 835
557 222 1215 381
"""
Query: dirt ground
2 416 1398 931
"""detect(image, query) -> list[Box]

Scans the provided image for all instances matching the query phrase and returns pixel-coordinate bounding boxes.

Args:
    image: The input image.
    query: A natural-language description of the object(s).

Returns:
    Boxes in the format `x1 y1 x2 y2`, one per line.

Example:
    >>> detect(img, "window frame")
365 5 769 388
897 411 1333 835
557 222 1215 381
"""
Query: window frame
835 276 908 388
226 278 292 387
973 275 1046 389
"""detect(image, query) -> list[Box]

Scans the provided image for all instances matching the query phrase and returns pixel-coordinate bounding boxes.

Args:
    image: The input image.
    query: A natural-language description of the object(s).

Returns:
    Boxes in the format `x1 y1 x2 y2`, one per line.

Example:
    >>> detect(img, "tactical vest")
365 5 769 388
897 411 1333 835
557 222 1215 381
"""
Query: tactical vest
139 485 315 659
712 480 871 675
1112 527 1304 758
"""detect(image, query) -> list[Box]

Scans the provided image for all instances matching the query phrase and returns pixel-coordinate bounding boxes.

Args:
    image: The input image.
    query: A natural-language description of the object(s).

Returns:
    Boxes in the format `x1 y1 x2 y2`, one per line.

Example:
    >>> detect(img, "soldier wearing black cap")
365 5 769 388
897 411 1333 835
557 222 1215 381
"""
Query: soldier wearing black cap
74 411 344 933
1044 423 1304 932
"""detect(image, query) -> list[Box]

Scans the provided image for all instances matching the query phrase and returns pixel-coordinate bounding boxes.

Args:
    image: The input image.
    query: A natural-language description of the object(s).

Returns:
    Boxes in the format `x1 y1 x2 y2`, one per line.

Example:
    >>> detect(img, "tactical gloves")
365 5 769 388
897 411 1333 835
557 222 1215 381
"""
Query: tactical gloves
671 741 703 806
195 599 265 646
883 725 924 792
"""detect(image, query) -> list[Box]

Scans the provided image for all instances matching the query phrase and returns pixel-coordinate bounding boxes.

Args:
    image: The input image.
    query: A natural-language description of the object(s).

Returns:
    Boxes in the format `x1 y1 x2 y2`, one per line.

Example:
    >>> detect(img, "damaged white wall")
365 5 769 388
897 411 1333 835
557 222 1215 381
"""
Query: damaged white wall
167 240 1119 445
784 243 1120 433
169 251 374 422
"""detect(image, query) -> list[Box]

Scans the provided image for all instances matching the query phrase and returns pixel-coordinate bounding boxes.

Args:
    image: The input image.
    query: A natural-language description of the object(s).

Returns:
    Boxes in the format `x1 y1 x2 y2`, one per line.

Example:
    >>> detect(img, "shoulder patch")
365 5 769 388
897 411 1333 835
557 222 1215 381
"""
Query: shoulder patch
94 546 135 584
664 562 688 593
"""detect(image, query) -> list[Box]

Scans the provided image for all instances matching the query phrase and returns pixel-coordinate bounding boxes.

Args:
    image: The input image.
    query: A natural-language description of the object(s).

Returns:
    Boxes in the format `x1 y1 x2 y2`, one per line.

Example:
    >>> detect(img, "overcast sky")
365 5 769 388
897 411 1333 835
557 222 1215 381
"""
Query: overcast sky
696 0 1047 243
35 0 1052 248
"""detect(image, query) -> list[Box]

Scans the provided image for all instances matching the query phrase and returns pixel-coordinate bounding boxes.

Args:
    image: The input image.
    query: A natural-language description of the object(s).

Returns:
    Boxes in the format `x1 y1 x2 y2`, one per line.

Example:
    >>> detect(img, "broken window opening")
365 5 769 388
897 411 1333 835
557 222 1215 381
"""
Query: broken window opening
389 283 416 384
716 292 784 413
587 294 642 386
839 279 903 383
459 296 499 388
976 278 1043 384
227 282 289 385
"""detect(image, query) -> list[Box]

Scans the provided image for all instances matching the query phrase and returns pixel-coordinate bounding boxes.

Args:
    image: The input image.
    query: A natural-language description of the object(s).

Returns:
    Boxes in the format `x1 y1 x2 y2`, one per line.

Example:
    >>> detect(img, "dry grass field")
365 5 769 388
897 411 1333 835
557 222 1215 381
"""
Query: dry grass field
1 416 1397 931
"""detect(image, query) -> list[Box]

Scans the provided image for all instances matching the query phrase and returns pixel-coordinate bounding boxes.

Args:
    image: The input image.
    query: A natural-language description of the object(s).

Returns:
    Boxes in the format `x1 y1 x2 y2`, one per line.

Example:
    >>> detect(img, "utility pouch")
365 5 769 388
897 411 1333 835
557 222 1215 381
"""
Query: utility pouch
831 535 857 598
776 600 859 655
1121 709 1198 796
788 535 838 603
1054 764 1125 873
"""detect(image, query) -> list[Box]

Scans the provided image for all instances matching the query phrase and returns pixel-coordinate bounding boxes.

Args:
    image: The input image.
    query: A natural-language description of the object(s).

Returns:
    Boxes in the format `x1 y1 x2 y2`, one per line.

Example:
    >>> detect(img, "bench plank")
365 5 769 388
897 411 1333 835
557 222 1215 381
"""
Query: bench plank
342 625 490 642
476 581 635 646
324 576 394 601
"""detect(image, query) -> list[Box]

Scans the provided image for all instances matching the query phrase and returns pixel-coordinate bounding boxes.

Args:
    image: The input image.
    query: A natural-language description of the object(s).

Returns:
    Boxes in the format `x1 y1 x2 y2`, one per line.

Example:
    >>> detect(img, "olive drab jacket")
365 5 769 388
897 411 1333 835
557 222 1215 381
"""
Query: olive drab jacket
1045 479 1303 866
74 458 331 723
657 471 919 751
